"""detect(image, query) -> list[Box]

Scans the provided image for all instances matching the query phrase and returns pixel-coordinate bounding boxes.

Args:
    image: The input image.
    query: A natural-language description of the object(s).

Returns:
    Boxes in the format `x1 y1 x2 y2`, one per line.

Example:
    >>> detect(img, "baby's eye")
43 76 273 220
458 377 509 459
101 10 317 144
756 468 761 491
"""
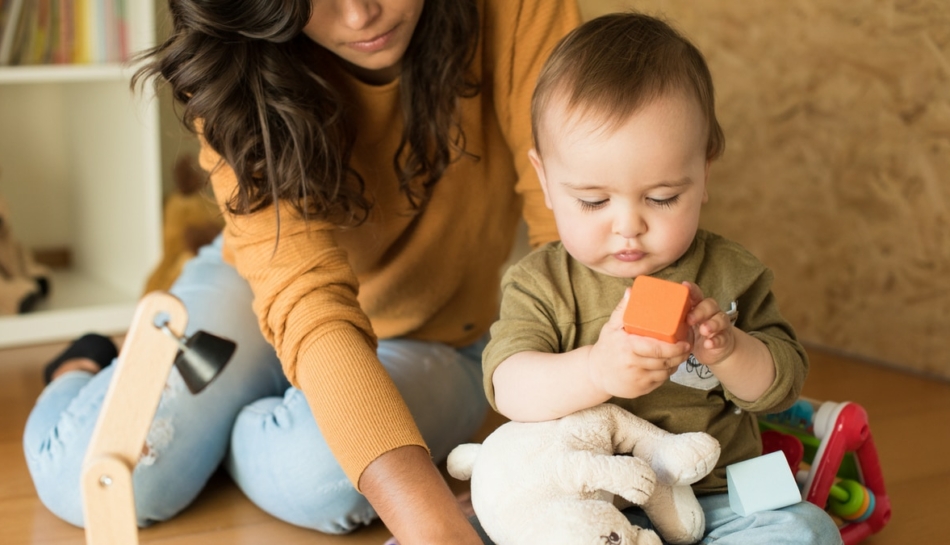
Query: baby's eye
647 194 680 208
578 198 608 211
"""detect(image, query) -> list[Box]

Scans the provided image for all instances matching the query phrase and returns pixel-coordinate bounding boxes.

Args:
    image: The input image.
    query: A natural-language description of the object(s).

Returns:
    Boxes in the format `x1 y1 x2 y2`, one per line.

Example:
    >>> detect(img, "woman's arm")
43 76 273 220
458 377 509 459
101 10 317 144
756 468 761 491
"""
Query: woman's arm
488 0 582 248
201 141 429 483
361 446 482 544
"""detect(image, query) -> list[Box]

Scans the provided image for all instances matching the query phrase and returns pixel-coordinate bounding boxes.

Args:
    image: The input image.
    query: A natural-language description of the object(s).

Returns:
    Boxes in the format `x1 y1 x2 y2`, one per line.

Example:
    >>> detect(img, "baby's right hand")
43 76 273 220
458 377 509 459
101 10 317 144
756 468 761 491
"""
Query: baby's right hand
587 289 692 399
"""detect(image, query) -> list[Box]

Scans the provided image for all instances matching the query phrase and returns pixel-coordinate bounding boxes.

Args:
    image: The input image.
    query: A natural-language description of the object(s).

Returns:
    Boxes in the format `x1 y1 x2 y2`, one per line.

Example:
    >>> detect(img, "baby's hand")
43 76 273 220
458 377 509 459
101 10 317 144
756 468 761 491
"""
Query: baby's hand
588 289 692 399
684 282 736 365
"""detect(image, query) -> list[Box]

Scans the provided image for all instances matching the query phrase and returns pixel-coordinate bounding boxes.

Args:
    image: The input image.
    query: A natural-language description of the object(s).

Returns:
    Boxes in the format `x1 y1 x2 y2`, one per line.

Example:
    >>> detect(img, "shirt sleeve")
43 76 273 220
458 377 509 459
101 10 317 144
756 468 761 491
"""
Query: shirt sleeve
198 140 425 489
486 0 581 248
727 267 809 414
482 250 566 409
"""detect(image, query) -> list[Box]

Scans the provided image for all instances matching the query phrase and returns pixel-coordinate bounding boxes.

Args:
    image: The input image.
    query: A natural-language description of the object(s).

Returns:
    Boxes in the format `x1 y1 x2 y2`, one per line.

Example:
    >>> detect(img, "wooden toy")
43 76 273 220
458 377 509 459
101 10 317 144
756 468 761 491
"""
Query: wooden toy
0 192 52 314
81 292 235 545
622 275 690 343
760 399 891 544
726 450 802 516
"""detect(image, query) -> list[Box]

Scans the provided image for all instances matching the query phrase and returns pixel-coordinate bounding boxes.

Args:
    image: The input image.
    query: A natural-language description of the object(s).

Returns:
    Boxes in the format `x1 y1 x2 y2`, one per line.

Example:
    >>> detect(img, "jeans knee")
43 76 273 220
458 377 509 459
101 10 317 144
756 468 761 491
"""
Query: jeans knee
231 456 376 533
302 484 377 534
783 501 843 544
227 395 377 534
28 463 85 528
24 381 98 528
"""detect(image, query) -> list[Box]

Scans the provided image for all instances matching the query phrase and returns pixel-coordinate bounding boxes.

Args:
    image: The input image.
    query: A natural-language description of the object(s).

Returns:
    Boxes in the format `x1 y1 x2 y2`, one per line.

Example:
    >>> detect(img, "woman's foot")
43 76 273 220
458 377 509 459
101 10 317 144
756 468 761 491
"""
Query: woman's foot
43 333 118 384
49 358 102 379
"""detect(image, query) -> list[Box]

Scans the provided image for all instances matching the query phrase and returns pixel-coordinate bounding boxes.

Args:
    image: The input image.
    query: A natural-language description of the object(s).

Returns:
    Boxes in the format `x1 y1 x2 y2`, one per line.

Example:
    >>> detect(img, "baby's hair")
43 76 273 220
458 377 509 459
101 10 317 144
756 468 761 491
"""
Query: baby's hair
531 12 724 160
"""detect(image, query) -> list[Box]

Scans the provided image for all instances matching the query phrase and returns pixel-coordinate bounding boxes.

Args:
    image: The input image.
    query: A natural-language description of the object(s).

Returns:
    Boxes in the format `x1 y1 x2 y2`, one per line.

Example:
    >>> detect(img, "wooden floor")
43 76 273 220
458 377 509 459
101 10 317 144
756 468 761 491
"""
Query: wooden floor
2 341 947 544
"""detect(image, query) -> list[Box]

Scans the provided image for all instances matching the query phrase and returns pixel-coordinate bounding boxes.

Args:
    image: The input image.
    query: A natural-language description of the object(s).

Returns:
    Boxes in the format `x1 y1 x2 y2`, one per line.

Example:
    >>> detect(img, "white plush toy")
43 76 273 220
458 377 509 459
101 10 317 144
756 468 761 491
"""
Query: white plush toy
447 403 721 545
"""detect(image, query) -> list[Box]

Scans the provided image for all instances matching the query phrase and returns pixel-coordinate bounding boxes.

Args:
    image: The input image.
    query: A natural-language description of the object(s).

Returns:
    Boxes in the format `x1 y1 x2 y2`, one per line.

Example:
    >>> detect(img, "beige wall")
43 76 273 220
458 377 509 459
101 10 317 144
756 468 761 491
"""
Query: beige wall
579 0 950 379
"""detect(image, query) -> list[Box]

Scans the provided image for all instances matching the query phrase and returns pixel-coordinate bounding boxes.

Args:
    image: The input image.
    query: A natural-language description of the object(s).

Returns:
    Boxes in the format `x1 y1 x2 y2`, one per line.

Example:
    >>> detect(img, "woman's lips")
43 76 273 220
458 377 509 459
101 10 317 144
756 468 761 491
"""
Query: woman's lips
347 25 398 53
613 250 645 262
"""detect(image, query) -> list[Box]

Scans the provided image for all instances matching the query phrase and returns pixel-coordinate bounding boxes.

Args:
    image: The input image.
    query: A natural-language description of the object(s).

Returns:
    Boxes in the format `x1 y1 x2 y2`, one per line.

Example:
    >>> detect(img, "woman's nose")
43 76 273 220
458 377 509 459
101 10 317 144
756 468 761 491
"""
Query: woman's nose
339 0 382 30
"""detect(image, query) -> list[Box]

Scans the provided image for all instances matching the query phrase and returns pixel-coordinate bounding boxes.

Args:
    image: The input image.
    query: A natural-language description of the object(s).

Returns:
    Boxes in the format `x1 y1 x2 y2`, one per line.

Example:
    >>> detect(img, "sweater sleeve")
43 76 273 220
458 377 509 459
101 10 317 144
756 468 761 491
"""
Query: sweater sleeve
486 0 581 248
198 141 425 489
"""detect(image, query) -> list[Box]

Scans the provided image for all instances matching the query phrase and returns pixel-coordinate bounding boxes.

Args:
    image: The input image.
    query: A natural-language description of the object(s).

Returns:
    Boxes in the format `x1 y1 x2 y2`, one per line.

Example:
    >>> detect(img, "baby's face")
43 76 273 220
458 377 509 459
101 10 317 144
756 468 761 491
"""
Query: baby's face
530 93 710 278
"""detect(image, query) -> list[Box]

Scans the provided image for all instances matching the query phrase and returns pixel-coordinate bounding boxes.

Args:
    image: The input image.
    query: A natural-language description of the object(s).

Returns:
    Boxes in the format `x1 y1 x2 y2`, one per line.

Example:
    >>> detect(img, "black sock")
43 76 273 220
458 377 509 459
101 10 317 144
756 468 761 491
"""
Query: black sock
43 333 118 384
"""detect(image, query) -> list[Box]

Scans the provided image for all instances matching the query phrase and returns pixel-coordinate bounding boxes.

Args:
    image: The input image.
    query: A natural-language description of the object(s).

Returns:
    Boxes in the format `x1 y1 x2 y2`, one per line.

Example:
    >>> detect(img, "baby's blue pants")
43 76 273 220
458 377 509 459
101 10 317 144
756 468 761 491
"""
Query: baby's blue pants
471 494 843 544
23 235 489 534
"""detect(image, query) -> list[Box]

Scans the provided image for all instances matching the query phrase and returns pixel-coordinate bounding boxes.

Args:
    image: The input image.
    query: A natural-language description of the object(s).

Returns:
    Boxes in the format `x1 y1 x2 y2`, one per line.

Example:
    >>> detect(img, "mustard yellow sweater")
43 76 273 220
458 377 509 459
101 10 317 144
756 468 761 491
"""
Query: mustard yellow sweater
198 0 581 487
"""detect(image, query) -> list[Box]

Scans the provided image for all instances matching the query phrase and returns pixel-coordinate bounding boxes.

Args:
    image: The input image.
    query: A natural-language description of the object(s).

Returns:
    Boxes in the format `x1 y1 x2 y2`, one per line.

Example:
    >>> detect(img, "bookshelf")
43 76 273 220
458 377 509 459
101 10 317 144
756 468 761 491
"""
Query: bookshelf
0 1 161 348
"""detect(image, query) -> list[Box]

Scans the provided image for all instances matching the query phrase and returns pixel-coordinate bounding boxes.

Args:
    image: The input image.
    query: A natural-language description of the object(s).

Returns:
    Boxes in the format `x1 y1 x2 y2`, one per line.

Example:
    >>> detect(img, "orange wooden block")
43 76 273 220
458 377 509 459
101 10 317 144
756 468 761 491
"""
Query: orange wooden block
623 275 690 343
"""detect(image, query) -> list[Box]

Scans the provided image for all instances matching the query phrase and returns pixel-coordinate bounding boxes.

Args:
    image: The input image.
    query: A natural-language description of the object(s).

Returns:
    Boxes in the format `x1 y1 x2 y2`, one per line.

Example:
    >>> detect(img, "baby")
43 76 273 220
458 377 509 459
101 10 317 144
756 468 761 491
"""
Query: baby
482 12 842 544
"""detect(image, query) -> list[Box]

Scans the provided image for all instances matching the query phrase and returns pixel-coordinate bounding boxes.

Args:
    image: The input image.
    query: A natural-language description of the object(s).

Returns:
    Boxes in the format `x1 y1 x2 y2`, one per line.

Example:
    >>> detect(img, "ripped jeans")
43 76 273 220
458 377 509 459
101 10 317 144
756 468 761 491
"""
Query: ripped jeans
23 235 489 534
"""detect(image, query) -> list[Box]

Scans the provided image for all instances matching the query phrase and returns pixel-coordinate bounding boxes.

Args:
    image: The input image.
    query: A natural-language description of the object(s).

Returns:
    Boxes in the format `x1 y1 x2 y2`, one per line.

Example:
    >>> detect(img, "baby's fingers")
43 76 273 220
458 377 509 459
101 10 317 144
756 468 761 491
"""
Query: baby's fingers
698 310 732 338
629 336 691 369
683 281 705 306
609 288 632 328
703 332 727 350
687 297 722 326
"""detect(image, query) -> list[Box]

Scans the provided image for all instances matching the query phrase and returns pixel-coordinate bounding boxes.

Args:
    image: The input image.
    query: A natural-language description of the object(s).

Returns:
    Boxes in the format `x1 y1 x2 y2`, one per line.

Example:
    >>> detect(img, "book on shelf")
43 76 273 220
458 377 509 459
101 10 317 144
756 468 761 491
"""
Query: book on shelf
0 0 129 67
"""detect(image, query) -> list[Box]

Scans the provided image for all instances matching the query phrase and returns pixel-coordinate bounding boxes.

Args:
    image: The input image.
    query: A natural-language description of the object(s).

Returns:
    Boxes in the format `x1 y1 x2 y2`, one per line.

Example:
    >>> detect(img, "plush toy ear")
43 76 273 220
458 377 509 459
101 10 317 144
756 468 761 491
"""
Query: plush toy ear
173 155 205 195
447 443 481 481
0 277 41 315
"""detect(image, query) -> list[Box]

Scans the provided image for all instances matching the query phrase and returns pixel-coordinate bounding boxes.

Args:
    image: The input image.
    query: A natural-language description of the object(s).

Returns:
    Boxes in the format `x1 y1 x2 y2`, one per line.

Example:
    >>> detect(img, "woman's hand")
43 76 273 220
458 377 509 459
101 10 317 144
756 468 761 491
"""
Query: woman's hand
359 445 483 545
587 289 691 399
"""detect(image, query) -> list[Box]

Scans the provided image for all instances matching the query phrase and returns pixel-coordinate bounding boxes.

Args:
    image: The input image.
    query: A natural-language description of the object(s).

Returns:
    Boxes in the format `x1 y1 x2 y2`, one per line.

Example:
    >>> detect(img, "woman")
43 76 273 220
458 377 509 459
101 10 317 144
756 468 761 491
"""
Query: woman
25 0 580 543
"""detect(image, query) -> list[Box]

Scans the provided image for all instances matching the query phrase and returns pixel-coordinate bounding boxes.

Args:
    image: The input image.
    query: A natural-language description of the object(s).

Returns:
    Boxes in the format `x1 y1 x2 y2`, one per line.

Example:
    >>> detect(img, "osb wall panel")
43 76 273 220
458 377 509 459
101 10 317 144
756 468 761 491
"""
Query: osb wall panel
580 0 950 379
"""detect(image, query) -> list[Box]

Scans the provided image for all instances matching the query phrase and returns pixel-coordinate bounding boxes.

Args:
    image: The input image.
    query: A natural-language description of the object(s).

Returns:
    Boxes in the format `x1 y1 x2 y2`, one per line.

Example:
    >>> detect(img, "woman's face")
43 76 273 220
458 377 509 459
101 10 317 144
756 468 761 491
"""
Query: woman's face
304 0 425 84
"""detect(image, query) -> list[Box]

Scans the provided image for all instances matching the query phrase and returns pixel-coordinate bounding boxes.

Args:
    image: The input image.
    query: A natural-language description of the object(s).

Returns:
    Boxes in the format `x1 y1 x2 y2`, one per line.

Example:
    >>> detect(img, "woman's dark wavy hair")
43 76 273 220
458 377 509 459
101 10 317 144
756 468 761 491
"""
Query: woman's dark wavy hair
133 0 480 226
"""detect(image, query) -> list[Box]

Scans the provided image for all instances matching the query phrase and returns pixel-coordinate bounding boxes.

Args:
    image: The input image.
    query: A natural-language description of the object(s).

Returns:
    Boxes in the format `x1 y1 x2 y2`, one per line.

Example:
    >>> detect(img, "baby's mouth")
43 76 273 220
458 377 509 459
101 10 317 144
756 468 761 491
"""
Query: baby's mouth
613 250 645 262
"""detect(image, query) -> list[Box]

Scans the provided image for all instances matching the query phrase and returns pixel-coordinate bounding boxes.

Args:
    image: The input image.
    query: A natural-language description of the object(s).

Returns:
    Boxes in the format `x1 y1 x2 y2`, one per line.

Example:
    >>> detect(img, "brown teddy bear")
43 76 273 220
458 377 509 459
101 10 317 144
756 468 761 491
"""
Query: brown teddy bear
143 155 224 294
0 194 52 315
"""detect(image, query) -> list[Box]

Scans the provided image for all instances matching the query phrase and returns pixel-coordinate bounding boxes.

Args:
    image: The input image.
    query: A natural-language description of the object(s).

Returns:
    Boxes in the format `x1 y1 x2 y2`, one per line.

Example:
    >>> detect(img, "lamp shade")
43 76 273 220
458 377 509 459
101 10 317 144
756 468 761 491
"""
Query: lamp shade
172 331 236 394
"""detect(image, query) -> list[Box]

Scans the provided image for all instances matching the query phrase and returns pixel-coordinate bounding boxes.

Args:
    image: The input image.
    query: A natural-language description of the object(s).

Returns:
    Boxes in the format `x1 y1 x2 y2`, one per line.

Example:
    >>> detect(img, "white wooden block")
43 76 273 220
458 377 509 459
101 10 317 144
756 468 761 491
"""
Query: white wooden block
727 451 802 516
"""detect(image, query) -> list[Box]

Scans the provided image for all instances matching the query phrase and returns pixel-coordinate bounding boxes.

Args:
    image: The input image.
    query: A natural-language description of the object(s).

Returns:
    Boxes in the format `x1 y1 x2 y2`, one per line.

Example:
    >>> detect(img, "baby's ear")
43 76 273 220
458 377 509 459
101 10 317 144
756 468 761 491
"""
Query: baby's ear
702 160 711 204
528 149 554 210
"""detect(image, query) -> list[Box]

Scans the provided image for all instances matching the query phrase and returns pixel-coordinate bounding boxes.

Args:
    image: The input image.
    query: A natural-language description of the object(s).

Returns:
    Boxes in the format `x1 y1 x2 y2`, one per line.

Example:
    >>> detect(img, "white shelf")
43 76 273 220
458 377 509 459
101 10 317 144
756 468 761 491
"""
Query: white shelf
0 63 133 84
0 270 138 347
0 0 160 350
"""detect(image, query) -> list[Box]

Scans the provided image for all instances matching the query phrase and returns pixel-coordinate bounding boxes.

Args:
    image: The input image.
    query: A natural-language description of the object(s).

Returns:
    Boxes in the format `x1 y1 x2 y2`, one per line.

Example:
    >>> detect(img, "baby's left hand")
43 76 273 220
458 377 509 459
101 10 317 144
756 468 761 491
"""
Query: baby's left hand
683 282 735 366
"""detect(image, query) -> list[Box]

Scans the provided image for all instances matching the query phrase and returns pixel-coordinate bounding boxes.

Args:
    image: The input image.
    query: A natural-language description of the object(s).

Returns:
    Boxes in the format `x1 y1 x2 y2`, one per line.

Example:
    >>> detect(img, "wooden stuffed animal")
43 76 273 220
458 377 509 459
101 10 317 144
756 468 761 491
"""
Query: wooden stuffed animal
143 155 223 293
447 403 721 545
0 193 51 315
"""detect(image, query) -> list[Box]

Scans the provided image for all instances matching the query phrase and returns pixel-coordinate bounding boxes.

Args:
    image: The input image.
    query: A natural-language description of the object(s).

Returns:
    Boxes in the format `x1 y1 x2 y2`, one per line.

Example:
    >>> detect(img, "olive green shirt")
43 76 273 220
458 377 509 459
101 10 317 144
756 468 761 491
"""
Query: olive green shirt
483 229 808 493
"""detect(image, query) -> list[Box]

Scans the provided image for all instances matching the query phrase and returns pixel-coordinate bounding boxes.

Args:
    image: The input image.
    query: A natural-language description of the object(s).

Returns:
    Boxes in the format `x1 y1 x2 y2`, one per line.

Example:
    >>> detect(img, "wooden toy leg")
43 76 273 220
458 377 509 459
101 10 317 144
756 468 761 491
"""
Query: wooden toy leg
82 456 137 545
81 292 188 545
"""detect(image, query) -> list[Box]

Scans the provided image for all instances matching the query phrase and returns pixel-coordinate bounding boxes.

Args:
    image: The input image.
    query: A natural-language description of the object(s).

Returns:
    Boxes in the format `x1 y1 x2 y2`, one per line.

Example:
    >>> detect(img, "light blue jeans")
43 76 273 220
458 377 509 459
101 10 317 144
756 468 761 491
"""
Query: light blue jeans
23 236 489 533
472 495 843 544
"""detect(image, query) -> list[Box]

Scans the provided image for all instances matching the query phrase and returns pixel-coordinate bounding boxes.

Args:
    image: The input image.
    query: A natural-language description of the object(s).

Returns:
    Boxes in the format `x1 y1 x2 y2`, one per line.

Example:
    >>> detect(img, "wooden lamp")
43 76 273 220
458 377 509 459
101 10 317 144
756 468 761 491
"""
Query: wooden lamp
80 291 236 545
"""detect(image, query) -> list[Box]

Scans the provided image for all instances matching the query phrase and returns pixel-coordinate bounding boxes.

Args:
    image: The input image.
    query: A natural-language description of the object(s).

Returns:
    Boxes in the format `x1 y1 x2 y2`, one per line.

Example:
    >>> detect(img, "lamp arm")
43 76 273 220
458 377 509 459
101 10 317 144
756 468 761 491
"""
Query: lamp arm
81 292 188 545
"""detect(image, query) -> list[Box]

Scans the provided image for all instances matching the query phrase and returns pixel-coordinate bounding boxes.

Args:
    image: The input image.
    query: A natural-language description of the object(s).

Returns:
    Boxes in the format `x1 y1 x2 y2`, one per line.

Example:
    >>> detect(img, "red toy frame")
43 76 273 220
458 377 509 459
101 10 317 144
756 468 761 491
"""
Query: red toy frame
760 399 891 544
